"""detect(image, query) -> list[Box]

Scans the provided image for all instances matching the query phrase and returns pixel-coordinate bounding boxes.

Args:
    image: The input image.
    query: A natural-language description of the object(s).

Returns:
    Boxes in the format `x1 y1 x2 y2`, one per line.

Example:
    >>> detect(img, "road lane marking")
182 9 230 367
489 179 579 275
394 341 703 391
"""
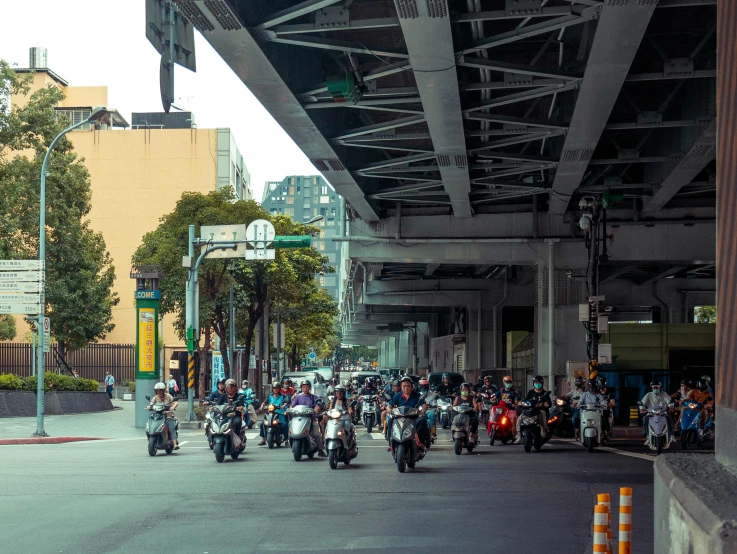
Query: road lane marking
178 441 189 447
554 438 654 461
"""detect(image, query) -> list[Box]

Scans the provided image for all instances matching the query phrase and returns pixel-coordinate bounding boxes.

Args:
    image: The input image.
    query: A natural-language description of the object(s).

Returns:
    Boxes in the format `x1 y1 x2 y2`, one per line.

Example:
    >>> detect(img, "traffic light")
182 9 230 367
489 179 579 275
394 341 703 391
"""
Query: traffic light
273 235 311 249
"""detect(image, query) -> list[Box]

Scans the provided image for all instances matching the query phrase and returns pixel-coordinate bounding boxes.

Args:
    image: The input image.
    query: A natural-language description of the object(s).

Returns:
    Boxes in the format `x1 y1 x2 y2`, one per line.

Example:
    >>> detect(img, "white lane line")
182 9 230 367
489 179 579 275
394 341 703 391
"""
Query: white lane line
246 433 260 440
370 433 385 439
555 438 654 461
178 441 189 447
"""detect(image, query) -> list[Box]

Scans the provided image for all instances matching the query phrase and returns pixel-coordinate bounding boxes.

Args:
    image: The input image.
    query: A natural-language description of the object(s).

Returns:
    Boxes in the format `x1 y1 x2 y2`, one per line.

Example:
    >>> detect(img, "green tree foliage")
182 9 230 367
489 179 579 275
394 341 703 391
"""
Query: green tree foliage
133 190 332 397
0 315 16 341
694 305 716 324
336 344 378 366
0 61 118 359
279 287 339 369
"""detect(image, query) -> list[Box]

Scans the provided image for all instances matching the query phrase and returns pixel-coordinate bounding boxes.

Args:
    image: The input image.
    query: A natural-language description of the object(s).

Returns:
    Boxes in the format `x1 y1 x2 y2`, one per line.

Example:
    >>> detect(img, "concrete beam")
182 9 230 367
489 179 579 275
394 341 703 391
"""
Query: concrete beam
424 263 440 277
394 0 471 217
548 2 657 215
642 120 717 214
191 1 379 221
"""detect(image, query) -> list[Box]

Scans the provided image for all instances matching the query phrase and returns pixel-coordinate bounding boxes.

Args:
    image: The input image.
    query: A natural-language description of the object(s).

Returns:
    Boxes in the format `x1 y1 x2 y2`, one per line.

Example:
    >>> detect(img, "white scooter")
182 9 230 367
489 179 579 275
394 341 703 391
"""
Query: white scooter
580 403 603 453
640 402 674 455
288 405 320 461
325 406 358 469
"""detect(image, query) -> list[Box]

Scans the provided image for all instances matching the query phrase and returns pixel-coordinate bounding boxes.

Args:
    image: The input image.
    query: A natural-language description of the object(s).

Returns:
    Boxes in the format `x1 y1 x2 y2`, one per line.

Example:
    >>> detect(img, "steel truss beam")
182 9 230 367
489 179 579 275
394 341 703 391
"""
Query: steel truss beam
458 58 583 81
334 115 426 140
254 33 410 59
464 113 567 130
337 140 433 154
463 81 579 113
255 0 343 30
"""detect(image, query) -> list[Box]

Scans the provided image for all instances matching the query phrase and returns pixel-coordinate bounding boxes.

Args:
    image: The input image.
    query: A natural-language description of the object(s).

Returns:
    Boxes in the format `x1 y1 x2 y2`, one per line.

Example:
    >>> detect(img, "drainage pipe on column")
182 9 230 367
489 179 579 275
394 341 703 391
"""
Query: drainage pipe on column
547 240 555 397
477 296 482 375
492 267 509 368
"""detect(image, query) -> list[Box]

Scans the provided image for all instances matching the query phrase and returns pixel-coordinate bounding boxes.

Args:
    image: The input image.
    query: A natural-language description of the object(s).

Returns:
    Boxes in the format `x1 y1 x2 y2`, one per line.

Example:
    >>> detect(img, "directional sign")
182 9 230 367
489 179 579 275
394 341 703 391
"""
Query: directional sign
201 224 247 259
309 352 316 360
0 303 40 315
43 317 50 353
245 219 276 261
0 271 44 283
0 282 41 292
0 260 43 270
0 294 40 304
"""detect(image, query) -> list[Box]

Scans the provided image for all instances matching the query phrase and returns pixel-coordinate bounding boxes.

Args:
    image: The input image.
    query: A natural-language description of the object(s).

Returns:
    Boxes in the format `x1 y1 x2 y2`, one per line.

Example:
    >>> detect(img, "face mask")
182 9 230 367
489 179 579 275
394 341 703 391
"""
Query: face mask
461 391 469 398
533 383 543 390
505 383 513 390
652 388 660 394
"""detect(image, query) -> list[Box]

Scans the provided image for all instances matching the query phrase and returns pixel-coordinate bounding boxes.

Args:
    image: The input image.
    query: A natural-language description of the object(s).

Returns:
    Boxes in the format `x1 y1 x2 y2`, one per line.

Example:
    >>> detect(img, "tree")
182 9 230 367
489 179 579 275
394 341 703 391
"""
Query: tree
695 305 716 324
0 315 15 341
0 61 118 360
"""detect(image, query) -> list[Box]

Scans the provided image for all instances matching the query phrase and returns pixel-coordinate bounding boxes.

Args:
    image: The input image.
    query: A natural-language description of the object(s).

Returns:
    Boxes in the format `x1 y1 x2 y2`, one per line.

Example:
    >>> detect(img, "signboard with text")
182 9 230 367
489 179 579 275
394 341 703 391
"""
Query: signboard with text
135 300 159 379
212 351 225 392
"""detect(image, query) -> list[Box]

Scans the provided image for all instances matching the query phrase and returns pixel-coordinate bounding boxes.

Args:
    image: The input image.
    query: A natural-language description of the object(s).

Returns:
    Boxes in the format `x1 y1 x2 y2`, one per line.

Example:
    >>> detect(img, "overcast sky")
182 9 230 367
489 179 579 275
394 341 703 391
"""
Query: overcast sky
0 1 318 202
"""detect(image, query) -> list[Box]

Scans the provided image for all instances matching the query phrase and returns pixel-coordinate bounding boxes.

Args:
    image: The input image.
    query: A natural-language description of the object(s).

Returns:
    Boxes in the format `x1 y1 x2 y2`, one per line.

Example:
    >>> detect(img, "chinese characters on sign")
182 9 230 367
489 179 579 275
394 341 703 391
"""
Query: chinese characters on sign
139 308 156 373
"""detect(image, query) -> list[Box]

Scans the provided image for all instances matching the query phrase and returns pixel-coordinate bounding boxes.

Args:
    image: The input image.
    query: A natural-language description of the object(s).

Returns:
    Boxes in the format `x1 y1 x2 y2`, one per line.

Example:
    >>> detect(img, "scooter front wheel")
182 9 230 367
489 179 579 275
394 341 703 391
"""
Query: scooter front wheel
396 444 407 473
292 439 303 462
328 450 338 469
214 442 226 463
148 436 157 457
489 429 496 446
523 430 533 453
454 438 463 455
267 433 275 449
656 436 664 455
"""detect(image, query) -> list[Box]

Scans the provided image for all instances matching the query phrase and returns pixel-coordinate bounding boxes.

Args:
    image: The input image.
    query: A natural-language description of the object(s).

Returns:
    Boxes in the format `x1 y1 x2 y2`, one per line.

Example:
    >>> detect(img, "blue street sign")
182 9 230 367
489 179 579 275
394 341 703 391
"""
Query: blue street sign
134 290 161 300
309 352 316 360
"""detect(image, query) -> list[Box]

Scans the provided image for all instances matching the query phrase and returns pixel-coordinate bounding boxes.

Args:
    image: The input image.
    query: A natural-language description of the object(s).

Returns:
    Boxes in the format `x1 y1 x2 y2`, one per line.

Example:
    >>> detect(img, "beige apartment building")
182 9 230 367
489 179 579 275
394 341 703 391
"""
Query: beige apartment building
9 54 252 346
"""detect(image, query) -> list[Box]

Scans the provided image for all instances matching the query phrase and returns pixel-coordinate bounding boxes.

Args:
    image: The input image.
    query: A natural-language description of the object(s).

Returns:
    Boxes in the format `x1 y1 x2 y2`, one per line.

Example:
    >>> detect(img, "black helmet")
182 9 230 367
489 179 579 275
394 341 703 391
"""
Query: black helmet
533 375 544 384
442 373 449 380
695 379 707 391
595 376 607 389
392 380 401 387
217 378 226 386
574 376 585 387
365 377 373 386
650 381 662 390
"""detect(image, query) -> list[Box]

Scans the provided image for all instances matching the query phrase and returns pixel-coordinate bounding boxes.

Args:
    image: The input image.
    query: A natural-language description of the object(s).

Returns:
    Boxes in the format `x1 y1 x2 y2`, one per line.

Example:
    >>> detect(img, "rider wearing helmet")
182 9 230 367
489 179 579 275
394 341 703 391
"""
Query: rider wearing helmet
493 375 522 440
596 376 615 435
436 373 459 398
206 378 227 402
418 378 430 395
569 376 586 440
359 377 378 396
700 375 714 396
282 378 296 398
148 382 179 450
381 380 402 431
239 379 257 428
291 379 326 457
386 376 432 448
686 379 714 440
258 381 289 446
453 383 480 437
213 379 247 436
514 376 551 444
639 381 674 445
479 376 497 396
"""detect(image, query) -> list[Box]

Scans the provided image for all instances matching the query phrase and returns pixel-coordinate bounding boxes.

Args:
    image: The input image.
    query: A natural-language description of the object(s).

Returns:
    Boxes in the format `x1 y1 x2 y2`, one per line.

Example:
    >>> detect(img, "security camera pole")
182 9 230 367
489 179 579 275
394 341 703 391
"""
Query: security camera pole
579 198 605 386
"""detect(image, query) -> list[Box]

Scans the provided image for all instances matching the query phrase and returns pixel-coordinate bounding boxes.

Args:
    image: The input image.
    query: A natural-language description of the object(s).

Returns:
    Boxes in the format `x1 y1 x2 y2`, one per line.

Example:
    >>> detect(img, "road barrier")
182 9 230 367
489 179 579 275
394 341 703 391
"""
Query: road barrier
593 504 609 553
629 406 639 426
597 493 613 554
619 487 632 554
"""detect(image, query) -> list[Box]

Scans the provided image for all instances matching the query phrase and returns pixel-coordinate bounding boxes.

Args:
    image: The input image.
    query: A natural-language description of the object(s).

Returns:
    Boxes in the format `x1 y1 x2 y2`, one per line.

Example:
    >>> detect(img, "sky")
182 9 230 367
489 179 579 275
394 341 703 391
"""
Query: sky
0 1 318 202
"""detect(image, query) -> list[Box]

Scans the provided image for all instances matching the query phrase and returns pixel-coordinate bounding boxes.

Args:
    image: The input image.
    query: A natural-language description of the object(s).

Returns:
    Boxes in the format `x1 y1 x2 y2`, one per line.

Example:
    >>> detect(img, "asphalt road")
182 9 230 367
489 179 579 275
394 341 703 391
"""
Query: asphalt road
1 427 655 554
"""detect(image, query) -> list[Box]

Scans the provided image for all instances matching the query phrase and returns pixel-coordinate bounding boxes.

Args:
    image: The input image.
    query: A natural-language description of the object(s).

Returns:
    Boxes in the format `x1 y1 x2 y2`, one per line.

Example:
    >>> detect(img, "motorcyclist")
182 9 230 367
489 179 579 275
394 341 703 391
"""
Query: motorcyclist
639 381 674 445
213 379 247 437
239 379 258 428
359 377 378 397
478 376 497 396
493 375 521 440
596 376 615 436
436 373 459 398
700 375 714 397
148 382 179 450
418 378 430 395
328 384 354 413
282 378 296 398
290 379 327 457
569 376 586 440
386 376 431 448
453 383 480 438
258 382 289 446
205 378 227 403
381 380 401 431
671 379 693 428
514 375 551 444
686 379 714 443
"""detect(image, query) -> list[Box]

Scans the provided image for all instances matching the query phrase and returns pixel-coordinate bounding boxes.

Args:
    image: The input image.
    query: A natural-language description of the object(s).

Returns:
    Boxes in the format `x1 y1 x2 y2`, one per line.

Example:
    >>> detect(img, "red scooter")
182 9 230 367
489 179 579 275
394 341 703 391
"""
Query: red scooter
487 399 516 445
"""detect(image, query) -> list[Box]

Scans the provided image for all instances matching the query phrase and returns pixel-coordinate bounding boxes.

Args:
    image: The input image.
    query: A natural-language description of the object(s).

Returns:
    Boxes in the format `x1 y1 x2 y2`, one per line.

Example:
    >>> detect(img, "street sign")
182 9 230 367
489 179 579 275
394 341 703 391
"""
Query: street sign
0 303 40 315
0 260 43 270
212 351 225 392
309 352 316 360
245 219 276 260
271 323 285 349
0 271 43 283
43 317 50 353
0 294 40 304
201 224 247 259
145 0 197 72
0 282 41 292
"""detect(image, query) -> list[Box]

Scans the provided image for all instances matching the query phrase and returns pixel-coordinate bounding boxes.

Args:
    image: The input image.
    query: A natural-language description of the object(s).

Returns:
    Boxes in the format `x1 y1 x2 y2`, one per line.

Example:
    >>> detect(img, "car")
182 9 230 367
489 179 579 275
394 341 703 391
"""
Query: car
281 371 328 401
378 368 390 382
303 366 334 382
351 370 383 387
428 371 463 391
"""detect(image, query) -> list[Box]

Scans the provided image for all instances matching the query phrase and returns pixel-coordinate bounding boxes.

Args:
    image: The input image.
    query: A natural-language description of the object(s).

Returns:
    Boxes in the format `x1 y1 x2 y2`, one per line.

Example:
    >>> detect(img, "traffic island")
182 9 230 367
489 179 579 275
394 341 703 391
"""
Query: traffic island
0 391 114 417
654 453 737 553
0 437 104 445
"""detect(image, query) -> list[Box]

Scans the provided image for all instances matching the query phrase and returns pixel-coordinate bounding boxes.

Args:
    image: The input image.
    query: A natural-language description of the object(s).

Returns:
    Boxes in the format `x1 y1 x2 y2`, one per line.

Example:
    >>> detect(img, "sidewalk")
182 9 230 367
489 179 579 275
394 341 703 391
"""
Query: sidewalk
0 399 197 441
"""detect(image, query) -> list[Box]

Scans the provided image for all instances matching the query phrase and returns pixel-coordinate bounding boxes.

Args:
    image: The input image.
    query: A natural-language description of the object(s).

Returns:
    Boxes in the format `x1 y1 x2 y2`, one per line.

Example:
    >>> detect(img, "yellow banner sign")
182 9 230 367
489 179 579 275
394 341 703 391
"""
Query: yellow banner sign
139 308 155 373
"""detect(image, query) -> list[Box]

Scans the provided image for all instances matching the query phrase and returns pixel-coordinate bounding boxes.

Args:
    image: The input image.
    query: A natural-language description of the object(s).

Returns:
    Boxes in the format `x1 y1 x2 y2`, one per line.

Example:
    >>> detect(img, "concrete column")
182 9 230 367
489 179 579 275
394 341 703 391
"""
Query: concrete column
535 267 547 374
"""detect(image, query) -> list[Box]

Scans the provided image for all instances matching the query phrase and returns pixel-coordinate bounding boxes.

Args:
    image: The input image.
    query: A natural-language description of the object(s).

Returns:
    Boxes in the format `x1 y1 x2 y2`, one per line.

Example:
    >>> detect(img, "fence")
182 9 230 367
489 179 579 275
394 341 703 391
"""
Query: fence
0 343 136 382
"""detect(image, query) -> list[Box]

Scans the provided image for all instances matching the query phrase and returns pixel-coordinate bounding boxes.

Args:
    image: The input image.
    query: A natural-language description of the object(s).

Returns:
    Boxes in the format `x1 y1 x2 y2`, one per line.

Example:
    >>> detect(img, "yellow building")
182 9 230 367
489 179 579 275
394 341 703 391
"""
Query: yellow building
9 60 252 346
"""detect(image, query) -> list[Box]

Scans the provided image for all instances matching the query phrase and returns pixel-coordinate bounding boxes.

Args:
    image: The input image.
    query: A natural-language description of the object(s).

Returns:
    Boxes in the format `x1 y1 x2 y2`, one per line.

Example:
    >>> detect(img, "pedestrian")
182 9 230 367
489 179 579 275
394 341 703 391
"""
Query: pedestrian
167 375 177 397
72 369 79 379
104 371 115 399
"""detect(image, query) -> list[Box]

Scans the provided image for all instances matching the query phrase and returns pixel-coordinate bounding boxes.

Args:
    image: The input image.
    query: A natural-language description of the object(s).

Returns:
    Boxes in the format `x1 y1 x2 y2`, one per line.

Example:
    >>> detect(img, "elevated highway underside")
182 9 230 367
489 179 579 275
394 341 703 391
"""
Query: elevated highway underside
179 0 717 373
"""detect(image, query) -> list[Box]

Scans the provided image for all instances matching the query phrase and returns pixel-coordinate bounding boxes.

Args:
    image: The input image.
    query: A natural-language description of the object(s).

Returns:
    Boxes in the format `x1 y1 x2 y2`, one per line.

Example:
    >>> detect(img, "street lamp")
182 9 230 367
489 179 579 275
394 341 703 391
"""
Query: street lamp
34 106 108 437
304 215 324 225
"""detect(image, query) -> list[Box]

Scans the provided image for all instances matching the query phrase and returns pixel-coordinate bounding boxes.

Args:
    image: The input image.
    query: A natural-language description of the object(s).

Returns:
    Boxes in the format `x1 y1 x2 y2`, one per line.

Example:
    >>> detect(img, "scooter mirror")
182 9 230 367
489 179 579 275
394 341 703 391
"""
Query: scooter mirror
145 395 151 400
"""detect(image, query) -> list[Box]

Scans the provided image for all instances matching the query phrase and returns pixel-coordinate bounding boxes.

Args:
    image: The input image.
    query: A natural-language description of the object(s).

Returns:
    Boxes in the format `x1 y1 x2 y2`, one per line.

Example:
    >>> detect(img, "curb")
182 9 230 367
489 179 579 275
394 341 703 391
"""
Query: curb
0 437 105 445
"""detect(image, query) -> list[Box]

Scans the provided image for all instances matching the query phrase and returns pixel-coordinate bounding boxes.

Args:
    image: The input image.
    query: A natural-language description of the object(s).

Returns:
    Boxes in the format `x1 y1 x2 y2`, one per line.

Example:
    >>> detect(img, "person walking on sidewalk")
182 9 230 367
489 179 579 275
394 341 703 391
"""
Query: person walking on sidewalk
104 371 115 399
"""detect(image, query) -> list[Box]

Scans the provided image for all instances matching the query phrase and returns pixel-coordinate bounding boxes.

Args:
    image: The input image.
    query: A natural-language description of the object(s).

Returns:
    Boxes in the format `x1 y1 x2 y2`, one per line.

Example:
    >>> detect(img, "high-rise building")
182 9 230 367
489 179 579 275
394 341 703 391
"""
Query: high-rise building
260 176 341 302
8 50 253 345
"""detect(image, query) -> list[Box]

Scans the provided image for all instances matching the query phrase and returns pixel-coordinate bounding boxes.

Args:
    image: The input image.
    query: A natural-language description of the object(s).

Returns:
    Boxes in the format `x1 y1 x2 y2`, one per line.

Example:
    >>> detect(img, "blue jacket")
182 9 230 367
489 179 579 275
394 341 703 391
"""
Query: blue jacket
265 393 289 424
388 390 425 409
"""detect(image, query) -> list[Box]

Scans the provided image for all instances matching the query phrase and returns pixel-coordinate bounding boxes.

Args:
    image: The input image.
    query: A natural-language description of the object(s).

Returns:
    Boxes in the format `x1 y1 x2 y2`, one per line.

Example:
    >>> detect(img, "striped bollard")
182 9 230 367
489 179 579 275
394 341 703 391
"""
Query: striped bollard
619 487 633 554
594 504 608 554
597 493 613 554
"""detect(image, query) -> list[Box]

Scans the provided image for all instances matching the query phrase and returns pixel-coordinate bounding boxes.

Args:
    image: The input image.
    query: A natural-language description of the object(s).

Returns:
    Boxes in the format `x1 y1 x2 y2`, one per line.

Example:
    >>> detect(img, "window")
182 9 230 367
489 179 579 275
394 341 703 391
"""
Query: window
287 196 294 204
327 218 335 224
318 241 325 251
313 177 318 184
313 186 319 197
297 187 301 194
331 208 336 216
320 196 330 204
319 276 326 286
289 186 294 195
330 196 336 203
55 108 92 130
289 177 295 185
319 230 325 238
321 186 328 195
285 208 294 217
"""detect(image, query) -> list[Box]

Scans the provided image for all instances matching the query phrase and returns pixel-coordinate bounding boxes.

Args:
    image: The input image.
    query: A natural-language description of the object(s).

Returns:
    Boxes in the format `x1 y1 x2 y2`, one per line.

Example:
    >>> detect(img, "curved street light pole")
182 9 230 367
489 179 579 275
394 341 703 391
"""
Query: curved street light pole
34 107 108 437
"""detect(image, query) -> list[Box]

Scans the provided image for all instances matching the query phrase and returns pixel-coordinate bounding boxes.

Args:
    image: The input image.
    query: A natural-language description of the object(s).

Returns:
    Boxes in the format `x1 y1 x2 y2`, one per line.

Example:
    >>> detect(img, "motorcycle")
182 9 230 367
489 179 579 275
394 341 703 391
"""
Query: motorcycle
547 396 575 439
580 403 603 453
361 394 380 433
288 405 320 461
477 393 494 425
210 404 247 463
202 401 215 450
325 406 358 469
451 403 478 455
518 401 548 453
436 395 453 429
264 402 288 449
487 400 515 446
145 399 178 456
640 402 673 455
389 404 427 473
679 401 704 449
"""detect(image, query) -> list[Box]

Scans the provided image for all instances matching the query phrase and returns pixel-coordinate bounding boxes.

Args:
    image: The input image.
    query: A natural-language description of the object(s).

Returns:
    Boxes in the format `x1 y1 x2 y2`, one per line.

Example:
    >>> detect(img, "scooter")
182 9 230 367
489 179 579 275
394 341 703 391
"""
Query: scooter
518 401 547 453
547 396 575 439
488 400 515 445
145 399 178 456
210 404 246 463
640 402 673 455
325 406 358 469
389 404 427 473
361 394 380 433
580 403 603 453
679 401 704 449
264 402 288 449
288 405 320 461
436 396 452 429
203 402 215 450
477 392 494 425
451 403 478 455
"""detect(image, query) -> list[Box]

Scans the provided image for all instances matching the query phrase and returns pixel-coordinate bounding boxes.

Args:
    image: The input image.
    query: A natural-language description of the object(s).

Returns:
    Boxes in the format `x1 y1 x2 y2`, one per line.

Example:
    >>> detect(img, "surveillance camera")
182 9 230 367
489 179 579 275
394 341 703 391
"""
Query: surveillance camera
578 214 591 231
578 198 589 210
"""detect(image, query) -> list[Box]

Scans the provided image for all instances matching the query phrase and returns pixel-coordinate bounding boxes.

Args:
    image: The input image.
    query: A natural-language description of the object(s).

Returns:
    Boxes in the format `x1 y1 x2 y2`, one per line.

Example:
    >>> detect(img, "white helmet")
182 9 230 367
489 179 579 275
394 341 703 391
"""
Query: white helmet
154 382 166 390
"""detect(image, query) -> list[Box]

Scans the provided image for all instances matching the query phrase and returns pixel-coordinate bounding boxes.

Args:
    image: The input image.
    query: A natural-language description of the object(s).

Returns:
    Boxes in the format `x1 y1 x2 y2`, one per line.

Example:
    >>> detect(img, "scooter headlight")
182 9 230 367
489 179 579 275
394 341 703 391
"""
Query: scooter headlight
587 419 595 426
440 406 448 411
337 430 344 436
401 426 413 440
